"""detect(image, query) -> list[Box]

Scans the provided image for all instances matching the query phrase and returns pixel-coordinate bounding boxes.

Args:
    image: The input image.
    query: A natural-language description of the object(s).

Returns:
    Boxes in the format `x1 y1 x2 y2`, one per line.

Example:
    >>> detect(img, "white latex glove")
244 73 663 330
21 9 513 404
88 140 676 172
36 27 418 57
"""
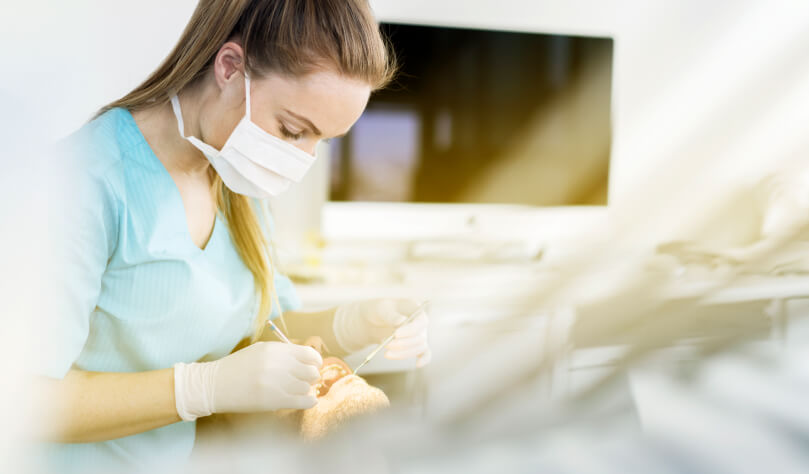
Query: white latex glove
173 341 323 421
333 298 432 368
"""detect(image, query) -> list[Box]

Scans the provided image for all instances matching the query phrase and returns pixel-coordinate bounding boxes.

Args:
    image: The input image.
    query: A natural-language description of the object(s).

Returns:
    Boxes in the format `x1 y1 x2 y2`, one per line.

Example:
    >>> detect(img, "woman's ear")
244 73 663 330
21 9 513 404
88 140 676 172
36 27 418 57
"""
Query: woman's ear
213 41 245 92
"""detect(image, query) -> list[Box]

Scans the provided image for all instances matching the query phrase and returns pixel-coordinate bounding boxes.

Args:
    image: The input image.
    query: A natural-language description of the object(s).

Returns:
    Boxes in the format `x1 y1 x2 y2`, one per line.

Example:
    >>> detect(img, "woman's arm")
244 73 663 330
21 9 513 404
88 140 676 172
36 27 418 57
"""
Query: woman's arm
34 369 181 443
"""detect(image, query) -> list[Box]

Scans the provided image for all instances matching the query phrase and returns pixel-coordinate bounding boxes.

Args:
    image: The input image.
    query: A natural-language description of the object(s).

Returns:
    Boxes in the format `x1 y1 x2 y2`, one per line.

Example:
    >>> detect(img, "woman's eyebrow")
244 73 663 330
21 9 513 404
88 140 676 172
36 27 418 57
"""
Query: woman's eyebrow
283 109 322 136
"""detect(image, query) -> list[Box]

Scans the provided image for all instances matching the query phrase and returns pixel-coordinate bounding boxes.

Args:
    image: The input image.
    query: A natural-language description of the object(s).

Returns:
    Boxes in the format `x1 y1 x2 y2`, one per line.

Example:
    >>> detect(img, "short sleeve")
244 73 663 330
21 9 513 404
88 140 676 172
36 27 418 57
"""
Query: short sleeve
38 147 119 379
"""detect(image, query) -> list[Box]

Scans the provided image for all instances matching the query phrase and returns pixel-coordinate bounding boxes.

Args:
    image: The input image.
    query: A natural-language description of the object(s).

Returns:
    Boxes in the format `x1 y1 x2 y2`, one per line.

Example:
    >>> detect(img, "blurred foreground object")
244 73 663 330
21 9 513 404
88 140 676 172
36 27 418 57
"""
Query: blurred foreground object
657 167 809 274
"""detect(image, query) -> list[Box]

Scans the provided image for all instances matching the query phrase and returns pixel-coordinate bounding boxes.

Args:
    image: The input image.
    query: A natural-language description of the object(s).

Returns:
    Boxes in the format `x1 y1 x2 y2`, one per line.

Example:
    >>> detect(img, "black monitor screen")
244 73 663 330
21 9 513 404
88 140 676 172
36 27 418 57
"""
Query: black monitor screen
329 23 613 206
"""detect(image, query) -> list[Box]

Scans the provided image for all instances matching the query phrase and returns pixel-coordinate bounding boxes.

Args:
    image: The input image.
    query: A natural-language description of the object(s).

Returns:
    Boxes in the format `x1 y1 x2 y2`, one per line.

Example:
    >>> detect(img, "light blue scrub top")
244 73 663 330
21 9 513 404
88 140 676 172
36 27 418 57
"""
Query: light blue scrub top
39 108 300 473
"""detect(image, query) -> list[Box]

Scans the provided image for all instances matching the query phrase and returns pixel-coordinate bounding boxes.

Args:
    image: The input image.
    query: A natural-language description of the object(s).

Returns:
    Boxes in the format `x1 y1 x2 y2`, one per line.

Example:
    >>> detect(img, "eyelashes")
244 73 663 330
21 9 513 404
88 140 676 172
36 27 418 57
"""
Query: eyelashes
279 124 304 141
279 121 332 143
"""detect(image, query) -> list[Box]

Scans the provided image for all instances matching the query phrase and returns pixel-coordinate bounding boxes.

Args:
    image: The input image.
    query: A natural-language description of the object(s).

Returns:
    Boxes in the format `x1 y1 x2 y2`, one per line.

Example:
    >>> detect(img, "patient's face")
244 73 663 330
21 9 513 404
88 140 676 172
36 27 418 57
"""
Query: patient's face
299 357 389 440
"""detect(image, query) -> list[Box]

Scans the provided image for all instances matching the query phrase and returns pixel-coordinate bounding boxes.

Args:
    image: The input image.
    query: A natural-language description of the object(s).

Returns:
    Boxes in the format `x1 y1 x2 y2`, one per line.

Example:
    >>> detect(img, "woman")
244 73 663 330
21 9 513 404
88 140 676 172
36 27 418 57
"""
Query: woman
37 0 430 471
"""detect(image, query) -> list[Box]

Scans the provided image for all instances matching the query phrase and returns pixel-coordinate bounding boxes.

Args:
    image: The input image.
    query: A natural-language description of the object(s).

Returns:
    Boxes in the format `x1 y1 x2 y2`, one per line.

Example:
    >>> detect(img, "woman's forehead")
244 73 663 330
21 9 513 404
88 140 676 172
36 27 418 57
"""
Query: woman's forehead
253 70 370 137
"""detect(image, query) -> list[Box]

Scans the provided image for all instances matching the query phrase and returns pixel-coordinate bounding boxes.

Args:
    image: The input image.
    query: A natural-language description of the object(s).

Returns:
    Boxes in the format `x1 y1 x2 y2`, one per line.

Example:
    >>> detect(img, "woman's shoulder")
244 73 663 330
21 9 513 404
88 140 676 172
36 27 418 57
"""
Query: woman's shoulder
55 107 154 199
48 108 143 213
59 108 133 174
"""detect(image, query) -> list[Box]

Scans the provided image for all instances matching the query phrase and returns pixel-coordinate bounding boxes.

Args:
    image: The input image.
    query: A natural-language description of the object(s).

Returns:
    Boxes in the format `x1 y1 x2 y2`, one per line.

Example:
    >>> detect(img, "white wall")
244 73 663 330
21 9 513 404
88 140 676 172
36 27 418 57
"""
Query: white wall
1 1 198 143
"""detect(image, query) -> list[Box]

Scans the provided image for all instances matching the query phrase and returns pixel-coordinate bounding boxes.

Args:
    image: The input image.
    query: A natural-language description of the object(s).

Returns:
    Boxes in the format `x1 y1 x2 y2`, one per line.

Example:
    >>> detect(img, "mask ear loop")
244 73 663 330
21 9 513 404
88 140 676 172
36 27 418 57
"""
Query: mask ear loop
244 73 252 122
170 94 187 138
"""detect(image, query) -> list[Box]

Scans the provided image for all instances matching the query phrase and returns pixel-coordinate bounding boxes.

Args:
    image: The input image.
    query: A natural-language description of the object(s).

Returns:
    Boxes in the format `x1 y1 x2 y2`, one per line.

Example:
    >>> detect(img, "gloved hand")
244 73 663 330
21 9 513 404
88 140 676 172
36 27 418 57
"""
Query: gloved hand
332 298 431 367
173 341 323 421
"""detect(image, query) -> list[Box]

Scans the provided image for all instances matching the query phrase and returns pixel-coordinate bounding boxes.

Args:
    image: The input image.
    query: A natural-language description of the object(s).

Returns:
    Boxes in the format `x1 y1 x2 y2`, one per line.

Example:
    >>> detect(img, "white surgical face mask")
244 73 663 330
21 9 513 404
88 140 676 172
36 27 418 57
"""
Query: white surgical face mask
170 74 316 199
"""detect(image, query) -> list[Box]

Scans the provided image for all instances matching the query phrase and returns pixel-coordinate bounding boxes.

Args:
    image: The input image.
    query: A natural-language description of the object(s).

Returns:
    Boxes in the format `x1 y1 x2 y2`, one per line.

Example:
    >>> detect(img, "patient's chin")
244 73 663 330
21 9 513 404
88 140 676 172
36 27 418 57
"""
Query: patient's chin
299 363 390 440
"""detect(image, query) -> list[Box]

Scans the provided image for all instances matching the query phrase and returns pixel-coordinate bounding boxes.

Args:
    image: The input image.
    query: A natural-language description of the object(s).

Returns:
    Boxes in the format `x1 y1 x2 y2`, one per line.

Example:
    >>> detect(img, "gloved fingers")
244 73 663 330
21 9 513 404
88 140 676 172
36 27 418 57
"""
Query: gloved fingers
386 333 427 353
393 299 421 316
368 326 396 344
385 340 430 360
416 349 433 368
393 313 428 338
276 374 315 396
288 362 322 384
371 299 410 327
287 344 324 368
286 395 318 410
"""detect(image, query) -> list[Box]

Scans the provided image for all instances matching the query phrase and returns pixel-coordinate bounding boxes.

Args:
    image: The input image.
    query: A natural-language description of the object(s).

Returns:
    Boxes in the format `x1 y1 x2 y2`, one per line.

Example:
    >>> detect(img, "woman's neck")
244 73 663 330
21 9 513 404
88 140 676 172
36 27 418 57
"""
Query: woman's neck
134 84 212 177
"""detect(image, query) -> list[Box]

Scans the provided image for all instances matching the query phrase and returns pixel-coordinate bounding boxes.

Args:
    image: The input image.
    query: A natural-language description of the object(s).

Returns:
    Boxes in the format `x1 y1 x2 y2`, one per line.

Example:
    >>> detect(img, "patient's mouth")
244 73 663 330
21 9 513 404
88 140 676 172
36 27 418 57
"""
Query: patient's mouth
314 357 353 397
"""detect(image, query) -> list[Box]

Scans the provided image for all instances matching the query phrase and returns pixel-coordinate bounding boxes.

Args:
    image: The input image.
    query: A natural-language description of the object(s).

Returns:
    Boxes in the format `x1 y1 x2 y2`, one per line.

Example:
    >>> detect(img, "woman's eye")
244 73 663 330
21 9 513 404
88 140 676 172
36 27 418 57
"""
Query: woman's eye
280 125 304 141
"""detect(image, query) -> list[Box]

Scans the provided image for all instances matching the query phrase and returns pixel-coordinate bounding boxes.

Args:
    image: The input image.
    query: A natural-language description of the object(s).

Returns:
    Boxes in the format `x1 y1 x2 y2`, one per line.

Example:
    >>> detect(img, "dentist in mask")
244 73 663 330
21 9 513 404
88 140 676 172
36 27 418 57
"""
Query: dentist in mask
36 0 430 472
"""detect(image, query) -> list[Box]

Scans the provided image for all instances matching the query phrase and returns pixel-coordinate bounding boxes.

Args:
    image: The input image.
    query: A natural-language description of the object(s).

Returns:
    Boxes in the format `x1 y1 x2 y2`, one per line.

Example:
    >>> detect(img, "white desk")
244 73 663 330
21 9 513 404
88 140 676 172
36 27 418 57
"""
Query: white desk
293 260 809 376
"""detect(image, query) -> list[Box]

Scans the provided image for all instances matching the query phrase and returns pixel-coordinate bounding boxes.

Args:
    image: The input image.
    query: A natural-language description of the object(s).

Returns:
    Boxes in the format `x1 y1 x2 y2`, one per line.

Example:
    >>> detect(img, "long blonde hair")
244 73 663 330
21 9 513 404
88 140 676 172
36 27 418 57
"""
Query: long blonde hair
102 0 395 341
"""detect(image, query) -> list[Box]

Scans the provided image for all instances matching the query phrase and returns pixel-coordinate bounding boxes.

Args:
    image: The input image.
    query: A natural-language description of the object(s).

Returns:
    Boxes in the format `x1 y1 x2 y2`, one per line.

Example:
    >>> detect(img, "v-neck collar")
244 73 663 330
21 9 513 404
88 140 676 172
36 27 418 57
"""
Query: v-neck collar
120 107 222 254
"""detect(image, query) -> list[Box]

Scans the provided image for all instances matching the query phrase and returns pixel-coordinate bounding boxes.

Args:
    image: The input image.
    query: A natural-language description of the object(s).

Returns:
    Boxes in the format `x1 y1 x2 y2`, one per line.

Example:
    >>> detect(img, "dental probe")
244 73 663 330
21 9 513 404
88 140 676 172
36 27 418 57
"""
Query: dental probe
352 301 429 375
267 319 294 344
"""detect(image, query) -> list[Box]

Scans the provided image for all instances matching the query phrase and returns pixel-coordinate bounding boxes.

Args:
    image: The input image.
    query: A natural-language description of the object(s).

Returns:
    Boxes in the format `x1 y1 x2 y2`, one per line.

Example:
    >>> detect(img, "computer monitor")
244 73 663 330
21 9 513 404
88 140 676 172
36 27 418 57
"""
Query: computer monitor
328 22 613 207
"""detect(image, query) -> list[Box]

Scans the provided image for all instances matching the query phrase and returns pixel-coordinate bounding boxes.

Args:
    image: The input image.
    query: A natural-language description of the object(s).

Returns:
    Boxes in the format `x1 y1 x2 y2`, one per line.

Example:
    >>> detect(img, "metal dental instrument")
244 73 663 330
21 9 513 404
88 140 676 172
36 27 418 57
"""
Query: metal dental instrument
267 319 293 344
353 301 429 375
